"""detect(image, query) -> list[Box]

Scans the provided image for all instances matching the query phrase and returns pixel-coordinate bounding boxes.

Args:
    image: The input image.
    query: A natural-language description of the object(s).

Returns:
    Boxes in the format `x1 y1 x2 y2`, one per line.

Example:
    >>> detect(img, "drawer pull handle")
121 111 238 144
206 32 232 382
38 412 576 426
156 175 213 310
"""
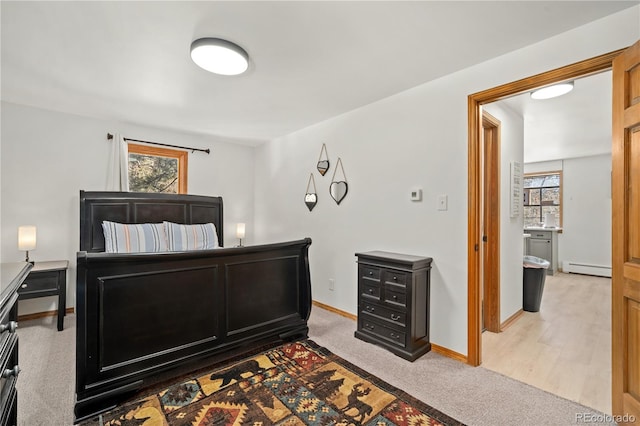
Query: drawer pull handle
393 276 397 280
0 321 18 334
390 333 400 339
368 288 374 294
366 306 375 313
2 366 20 379
369 271 373 276
365 323 375 331
21 284 27 289
390 314 400 321
392 295 398 300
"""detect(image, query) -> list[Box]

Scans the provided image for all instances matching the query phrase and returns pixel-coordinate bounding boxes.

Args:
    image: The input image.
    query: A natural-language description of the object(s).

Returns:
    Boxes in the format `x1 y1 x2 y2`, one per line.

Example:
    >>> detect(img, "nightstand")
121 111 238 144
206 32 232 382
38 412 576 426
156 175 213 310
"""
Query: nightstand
17 260 68 331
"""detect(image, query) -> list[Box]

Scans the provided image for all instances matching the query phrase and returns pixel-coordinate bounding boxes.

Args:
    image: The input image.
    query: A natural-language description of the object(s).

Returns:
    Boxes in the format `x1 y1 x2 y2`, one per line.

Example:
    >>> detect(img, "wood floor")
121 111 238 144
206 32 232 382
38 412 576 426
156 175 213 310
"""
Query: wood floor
482 272 611 414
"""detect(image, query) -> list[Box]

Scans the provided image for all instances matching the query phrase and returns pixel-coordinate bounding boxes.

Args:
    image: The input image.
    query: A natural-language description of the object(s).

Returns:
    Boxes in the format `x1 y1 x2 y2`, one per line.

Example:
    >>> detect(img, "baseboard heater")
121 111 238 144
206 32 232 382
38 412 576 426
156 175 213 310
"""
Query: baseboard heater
561 261 612 278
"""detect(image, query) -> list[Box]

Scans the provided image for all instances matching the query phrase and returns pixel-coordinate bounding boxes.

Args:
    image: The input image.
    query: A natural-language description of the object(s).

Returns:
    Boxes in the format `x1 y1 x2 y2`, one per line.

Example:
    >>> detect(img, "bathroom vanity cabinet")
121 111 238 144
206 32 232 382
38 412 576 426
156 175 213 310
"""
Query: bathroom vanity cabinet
526 229 559 275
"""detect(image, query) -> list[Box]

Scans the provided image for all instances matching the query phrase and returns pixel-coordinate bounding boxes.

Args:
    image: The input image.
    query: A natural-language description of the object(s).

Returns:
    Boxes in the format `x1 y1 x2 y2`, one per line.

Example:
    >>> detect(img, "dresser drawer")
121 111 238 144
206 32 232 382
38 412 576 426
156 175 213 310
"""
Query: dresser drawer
360 281 380 300
383 286 407 307
0 303 18 367
382 270 407 286
359 265 381 282
528 230 552 239
359 317 406 348
0 376 16 426
0 333 18 408
361 302 406 327
18 271 59 295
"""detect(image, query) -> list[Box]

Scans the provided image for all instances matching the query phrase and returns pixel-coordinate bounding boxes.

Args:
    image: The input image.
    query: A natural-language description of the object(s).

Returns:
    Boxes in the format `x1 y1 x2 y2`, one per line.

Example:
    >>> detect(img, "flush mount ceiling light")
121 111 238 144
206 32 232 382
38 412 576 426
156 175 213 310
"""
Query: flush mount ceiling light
190 38 249 76
530 82 574 100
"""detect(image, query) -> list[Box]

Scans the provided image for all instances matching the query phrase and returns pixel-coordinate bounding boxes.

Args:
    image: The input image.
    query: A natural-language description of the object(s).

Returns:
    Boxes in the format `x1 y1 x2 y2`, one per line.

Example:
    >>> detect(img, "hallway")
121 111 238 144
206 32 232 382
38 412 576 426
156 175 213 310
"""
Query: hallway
482 272 611 414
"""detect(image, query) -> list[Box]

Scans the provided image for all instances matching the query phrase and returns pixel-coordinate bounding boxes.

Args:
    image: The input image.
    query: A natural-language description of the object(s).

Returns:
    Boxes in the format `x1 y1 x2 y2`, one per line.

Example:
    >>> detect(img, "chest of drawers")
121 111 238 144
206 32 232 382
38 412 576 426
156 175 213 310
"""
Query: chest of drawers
354 251 432 361
0 262 32 426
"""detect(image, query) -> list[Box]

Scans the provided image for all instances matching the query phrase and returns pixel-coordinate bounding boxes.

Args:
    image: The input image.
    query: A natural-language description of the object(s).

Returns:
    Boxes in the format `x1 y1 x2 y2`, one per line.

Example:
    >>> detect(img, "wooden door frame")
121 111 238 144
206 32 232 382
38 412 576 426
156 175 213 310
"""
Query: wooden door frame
467 48 625 366
482 111 501 333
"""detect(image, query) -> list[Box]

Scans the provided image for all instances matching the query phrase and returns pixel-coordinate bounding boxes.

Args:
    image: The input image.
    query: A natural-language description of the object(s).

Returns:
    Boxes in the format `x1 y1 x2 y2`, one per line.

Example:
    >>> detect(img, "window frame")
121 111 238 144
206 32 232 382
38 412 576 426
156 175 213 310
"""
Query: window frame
523 170 563 228
128 143 188 194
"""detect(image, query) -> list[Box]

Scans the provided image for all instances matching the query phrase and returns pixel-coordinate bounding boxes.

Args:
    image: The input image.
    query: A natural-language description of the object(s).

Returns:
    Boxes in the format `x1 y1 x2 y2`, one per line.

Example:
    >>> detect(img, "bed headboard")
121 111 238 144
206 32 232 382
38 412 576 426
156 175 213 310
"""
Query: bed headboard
79 190 224 252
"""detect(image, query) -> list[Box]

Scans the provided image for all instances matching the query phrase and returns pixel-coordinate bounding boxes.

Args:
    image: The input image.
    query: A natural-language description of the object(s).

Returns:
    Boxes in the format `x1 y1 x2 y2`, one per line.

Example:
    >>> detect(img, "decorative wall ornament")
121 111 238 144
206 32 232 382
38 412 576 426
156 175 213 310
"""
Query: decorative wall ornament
304 173 318 211
329 157 348 205
316 143 330 176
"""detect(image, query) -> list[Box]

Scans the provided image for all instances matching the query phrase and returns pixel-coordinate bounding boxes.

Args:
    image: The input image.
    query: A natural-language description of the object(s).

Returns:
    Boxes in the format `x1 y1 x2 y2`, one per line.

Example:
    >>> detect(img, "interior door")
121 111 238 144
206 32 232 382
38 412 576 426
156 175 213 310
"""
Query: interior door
612 39 640 423
482 112 500 333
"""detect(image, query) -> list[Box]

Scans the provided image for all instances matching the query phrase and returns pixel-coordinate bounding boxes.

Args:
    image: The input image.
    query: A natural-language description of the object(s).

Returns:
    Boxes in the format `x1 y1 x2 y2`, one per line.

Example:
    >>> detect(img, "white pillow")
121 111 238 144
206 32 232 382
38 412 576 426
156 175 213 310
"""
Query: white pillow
163 222 219 251
102 221 169 253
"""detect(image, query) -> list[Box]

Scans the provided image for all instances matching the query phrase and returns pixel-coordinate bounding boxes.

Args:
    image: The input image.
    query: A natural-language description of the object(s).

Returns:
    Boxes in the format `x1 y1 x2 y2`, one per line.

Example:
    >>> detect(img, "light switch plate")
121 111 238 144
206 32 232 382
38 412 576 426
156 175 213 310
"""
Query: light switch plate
411 188 422 201
437 194 448 211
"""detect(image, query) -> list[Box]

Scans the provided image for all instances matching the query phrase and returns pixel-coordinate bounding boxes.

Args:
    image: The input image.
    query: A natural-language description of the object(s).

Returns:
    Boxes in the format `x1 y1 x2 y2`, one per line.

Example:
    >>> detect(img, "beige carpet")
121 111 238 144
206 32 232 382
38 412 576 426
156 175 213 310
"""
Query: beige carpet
17 307 614 425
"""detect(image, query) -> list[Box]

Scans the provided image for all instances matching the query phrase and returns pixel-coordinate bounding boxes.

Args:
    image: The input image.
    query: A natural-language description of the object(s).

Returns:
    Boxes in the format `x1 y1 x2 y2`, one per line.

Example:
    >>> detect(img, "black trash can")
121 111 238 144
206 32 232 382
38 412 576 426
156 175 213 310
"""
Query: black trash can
523 255 550 312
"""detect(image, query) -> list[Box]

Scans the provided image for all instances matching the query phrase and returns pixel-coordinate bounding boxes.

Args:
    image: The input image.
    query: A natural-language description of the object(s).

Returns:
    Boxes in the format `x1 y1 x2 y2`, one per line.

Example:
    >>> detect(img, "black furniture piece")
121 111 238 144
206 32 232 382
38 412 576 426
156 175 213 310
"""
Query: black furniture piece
17 260 68 331
74 191 312 422
354 251 432 361
0 262 32 426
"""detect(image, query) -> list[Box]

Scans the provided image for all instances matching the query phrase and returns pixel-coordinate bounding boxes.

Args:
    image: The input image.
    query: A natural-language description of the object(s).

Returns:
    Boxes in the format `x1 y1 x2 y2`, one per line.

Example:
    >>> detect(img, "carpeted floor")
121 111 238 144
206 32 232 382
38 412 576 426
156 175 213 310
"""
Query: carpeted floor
78 339 463 426
17 307 615 425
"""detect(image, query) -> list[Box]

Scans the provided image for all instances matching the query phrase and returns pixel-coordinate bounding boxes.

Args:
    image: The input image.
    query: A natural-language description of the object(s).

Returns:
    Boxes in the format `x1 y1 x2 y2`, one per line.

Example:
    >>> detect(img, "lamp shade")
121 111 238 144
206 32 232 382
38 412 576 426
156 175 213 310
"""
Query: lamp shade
18 225 37 251
236 223 246 239
190 38 249 76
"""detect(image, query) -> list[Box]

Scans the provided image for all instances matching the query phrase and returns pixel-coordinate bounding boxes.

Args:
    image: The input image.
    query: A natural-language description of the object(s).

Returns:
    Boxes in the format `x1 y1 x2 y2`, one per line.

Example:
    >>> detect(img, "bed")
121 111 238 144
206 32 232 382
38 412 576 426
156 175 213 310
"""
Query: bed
74 191 312 422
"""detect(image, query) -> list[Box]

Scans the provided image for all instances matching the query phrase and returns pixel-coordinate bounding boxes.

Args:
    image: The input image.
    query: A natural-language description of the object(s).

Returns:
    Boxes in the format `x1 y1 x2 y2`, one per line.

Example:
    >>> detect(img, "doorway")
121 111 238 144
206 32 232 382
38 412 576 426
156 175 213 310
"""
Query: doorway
466 49 624 367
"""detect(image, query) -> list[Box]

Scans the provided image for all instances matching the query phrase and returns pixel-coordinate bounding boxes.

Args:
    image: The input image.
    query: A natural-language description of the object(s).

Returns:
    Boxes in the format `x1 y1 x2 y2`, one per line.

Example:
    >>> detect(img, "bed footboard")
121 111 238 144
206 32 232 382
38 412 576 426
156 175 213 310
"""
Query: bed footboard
74 238 312 422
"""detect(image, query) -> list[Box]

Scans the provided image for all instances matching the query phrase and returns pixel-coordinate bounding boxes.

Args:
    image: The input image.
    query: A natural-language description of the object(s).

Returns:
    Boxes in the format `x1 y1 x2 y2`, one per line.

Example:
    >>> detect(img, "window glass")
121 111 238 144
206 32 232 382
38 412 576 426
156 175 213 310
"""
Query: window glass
523 171 562 227
524 176 544 188
127 144 188 194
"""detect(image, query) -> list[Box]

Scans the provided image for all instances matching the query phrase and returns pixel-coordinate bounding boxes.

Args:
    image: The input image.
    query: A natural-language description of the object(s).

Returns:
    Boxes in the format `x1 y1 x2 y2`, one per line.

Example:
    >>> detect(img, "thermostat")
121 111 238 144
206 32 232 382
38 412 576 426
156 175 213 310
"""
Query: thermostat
410 188 422 201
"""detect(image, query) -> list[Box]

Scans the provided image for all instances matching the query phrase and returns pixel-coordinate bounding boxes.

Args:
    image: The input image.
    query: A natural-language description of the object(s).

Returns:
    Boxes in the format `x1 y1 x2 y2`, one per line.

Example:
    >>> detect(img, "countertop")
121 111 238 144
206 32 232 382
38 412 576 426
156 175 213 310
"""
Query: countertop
524 226 563 232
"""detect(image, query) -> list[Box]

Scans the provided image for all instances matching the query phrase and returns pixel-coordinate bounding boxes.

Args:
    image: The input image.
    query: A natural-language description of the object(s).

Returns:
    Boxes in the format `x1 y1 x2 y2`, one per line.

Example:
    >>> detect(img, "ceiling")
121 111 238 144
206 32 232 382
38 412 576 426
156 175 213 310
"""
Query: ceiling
497 70 613 163
1 1 637 145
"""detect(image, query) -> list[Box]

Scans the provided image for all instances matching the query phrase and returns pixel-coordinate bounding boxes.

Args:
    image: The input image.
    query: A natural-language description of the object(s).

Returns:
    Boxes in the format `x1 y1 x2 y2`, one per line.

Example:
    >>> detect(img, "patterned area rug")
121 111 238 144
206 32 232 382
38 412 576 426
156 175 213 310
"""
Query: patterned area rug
80 339 464 426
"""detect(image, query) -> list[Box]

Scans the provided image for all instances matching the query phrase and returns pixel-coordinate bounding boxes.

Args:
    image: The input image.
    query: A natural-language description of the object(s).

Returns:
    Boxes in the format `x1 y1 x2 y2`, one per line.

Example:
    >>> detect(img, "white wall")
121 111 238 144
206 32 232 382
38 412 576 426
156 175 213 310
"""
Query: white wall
253 7 638 355
0 104 2 262
559 154 612 268
525 155 612 270
482 103 525 324
1 101 255 315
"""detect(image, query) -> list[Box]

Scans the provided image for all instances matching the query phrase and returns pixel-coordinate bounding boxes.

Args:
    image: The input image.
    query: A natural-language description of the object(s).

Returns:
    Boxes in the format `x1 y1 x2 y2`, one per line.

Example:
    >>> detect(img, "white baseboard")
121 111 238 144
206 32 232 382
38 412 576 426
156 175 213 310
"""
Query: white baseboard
561 261 611 278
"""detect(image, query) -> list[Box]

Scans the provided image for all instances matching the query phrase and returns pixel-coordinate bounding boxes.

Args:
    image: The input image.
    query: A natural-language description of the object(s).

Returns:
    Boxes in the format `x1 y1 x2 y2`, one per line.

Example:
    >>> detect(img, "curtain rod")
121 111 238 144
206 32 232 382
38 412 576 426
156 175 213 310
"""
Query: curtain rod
107 133 210 154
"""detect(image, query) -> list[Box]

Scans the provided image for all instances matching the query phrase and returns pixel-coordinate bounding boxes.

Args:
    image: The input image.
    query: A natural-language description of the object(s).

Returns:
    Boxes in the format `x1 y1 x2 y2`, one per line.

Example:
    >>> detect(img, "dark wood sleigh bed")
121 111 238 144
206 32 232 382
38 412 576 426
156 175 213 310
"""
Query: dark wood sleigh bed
74 191 312 422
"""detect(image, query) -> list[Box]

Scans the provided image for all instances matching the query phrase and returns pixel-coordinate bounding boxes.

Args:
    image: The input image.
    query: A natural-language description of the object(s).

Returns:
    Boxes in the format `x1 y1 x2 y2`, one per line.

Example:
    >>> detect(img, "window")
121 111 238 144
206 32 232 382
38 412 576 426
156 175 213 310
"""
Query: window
128 144 188 194
523 171 562 227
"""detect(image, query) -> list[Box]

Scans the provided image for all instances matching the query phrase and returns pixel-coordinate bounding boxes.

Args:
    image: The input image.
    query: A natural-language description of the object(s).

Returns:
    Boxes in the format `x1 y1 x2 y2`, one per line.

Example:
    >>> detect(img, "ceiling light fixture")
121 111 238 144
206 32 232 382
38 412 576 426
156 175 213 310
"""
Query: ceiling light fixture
190 38 249 76
530 82 574 100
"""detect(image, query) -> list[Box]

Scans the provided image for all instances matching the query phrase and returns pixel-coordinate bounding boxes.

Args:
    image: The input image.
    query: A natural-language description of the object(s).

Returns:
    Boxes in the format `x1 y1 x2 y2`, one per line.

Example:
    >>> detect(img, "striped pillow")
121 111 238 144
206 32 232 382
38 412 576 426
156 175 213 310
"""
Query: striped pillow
102 221 169 253
163 222 219 251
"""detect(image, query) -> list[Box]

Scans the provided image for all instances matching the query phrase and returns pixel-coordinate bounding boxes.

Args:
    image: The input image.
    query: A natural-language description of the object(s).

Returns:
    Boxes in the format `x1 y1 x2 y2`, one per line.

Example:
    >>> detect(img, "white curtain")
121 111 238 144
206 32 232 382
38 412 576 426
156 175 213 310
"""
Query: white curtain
106 132 129 191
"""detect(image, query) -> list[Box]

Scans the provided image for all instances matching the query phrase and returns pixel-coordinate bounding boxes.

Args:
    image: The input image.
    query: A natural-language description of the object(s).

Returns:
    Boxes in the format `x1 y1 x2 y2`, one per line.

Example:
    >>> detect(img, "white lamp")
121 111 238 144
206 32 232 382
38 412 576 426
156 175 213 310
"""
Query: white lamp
190 38 249 76
236 223 246 247
18 225 37 263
